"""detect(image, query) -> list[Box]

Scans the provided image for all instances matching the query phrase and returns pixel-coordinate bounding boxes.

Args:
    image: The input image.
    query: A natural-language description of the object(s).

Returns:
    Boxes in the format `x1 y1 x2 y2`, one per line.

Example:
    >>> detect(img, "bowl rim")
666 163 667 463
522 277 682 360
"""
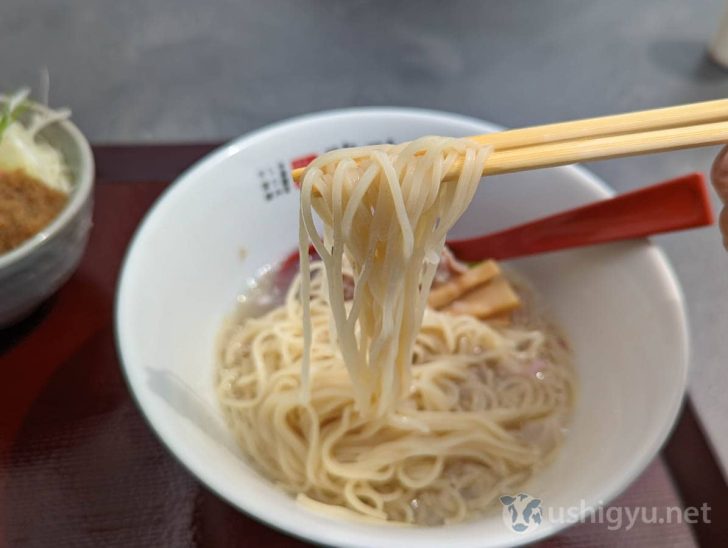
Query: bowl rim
0 99 95 269
115 106 690 547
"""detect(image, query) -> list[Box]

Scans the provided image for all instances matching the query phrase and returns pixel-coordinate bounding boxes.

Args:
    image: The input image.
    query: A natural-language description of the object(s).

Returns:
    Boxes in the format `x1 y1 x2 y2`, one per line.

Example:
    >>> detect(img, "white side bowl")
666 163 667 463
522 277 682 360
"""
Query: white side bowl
0 102 94 326
116 108 688 547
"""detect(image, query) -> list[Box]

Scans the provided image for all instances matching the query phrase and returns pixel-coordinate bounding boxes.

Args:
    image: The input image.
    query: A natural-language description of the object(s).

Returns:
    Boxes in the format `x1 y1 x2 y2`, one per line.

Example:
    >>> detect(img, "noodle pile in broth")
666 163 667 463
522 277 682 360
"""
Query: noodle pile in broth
217 137 575 524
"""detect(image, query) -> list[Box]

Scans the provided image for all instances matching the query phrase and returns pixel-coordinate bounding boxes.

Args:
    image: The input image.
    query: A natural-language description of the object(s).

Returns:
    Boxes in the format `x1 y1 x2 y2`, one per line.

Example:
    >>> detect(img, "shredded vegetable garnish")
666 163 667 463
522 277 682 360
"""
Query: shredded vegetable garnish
0 88 71 193
0 88 28 139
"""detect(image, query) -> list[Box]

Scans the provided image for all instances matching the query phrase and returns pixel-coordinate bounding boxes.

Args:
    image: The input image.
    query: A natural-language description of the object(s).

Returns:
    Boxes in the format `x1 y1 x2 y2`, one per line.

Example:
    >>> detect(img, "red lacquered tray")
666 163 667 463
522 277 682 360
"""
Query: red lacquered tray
0 145 726 547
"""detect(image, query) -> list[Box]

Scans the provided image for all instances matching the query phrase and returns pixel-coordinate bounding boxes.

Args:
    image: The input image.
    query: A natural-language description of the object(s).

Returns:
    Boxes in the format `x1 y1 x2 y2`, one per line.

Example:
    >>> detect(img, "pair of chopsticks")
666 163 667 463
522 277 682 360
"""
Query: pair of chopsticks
291 99 728 183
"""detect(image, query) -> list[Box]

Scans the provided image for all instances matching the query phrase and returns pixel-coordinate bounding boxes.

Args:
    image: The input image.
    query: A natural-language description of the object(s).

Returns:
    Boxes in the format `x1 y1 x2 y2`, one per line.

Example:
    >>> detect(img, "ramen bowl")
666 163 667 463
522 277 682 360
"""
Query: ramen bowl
116 108 689 547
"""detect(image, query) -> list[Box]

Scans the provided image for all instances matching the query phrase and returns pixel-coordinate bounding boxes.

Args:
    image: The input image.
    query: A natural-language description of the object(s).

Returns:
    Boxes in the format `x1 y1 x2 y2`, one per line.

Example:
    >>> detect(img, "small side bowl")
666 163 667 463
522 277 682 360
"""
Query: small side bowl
0 101 94 327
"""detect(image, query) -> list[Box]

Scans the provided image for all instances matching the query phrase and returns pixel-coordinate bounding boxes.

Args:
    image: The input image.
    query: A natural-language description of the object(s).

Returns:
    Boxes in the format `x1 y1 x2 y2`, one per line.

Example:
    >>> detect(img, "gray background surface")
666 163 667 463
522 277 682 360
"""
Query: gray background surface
3 0 727 475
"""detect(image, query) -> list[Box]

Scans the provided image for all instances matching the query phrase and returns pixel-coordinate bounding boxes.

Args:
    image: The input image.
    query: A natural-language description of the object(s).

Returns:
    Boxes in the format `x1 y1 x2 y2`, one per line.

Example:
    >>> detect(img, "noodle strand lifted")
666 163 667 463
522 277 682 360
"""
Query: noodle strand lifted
299 137 491 416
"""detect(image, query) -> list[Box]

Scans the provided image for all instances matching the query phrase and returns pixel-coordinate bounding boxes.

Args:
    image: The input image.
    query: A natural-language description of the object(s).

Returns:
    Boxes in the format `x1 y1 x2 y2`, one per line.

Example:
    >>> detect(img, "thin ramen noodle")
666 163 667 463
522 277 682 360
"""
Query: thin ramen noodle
217 137 575 525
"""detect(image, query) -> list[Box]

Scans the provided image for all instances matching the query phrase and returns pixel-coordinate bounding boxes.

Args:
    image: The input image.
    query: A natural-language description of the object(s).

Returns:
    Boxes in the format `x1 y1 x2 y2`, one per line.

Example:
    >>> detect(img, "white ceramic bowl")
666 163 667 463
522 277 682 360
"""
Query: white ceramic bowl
0 102 94 326
116 108 689 547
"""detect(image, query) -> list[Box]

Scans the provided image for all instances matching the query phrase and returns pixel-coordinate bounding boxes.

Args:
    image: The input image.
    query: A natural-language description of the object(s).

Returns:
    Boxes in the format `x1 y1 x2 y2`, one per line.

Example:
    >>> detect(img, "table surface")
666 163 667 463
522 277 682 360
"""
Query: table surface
3 0 728 479
1 145 727 547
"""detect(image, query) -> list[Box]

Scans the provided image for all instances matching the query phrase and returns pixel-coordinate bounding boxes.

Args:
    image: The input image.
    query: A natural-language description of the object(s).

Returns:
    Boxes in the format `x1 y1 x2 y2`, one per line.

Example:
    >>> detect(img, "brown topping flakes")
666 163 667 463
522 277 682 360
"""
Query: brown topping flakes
0 170 68 253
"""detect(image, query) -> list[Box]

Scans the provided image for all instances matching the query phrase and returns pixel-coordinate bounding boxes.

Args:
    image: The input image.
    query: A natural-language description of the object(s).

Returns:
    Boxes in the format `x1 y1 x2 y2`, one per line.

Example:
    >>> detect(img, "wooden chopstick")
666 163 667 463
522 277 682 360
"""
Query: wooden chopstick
468 98 728 150
467 119 728 176
290 99 728 183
